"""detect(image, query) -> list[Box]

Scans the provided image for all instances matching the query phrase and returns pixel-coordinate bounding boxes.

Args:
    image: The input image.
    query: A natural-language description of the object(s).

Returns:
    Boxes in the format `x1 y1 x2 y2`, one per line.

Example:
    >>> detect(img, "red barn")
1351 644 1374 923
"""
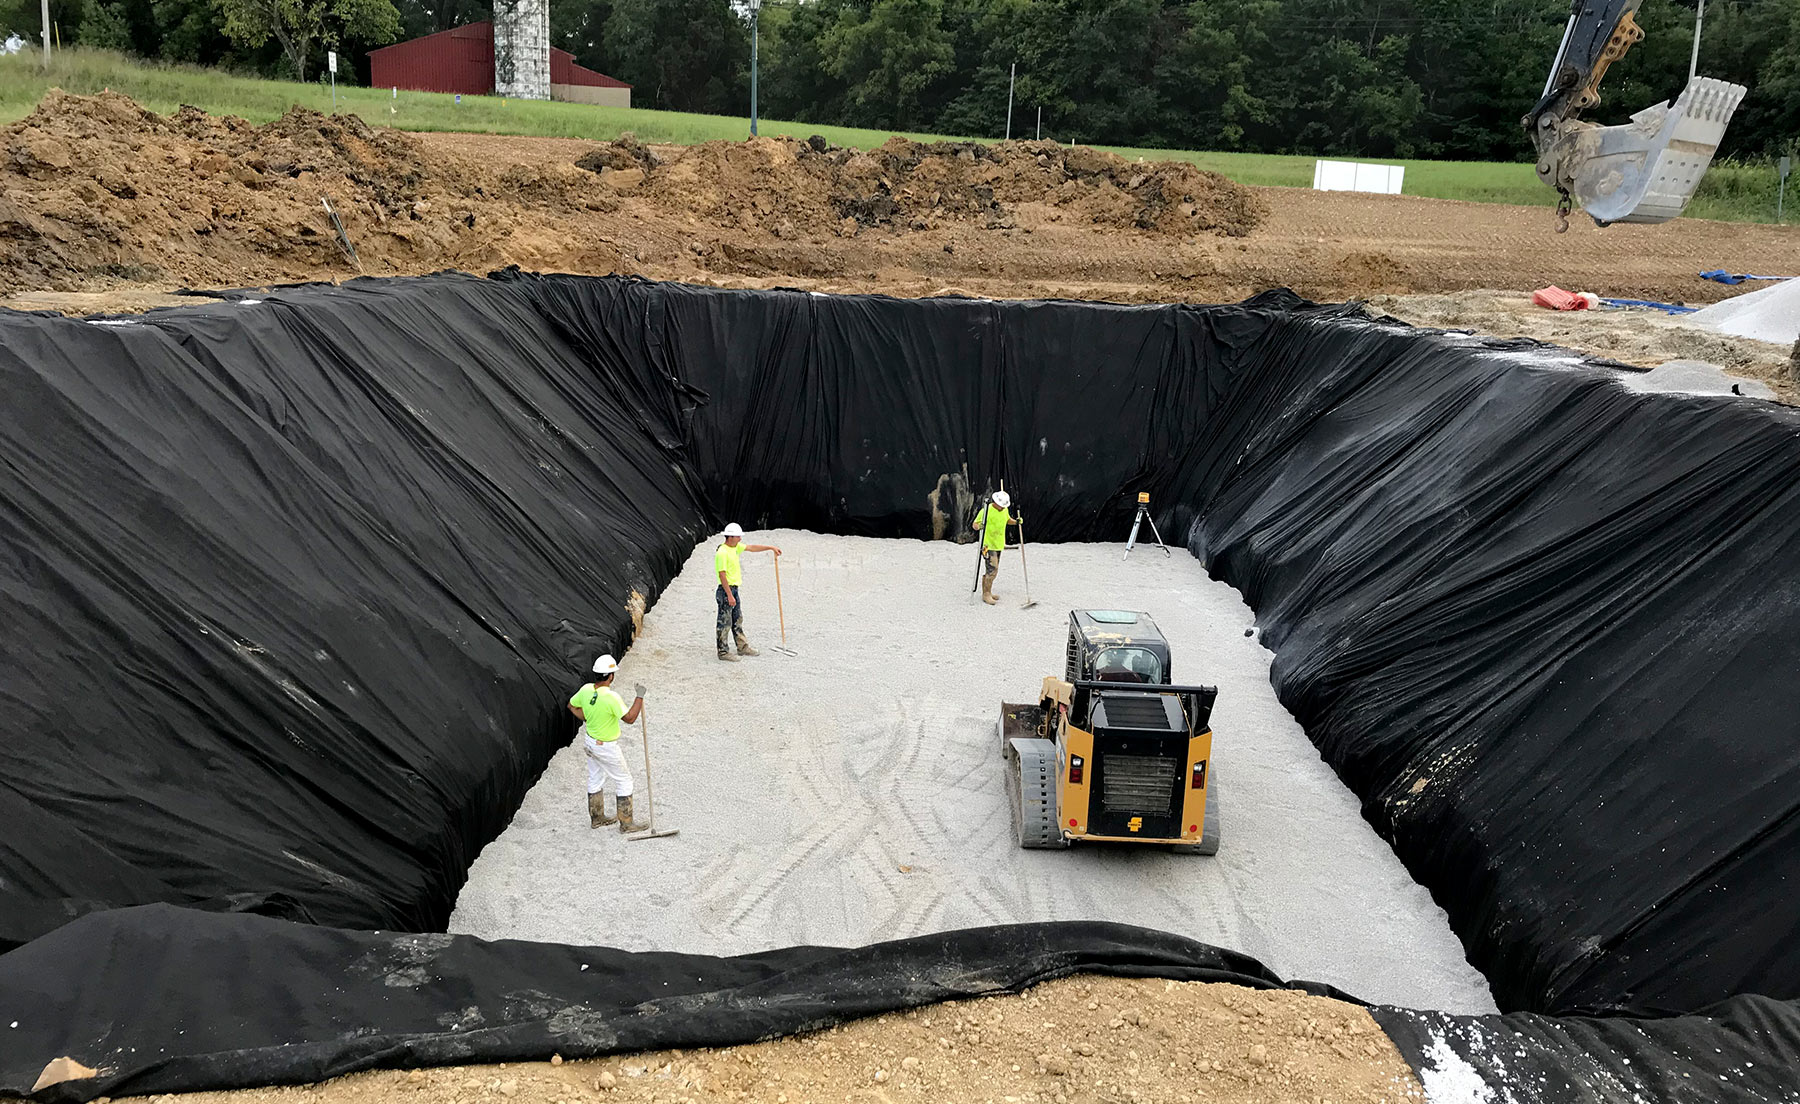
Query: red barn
369 22 632 107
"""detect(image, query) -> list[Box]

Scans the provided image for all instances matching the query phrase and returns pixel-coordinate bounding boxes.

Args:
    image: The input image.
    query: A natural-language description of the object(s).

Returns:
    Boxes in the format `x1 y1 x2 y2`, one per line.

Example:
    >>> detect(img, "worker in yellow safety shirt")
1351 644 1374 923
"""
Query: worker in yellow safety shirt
715 522 783 661
973 490 1020 605
568 653 647 832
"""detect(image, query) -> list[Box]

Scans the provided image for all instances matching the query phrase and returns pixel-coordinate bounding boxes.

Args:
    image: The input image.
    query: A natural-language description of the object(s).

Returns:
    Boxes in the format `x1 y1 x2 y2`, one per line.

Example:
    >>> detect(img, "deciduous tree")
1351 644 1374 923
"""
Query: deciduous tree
212 0 399 81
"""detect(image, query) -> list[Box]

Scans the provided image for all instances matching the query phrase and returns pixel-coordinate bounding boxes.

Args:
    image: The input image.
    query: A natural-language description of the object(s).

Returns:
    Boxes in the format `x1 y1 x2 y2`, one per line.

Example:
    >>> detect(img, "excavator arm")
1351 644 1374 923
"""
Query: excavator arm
1525 0 1745 229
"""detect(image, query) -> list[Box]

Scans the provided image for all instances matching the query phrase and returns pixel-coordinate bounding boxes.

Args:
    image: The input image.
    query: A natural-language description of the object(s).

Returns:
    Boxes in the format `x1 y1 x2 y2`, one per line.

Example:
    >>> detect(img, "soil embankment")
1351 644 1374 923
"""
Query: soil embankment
5 90 1798 314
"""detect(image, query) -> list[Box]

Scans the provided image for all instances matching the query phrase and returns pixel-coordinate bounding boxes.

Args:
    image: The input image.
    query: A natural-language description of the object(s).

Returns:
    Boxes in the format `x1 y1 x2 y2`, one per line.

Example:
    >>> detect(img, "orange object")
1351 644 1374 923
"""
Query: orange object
1532 285 1589 311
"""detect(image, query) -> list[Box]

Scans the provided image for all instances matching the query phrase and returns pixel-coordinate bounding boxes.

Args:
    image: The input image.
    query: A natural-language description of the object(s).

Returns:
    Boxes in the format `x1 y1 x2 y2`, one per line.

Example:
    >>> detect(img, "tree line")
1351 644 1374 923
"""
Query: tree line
8 0 1793 159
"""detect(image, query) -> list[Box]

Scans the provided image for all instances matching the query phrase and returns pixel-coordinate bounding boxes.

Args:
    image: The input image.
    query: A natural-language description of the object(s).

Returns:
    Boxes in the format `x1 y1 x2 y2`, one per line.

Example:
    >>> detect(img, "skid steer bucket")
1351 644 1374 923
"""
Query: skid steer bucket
1555 76 1747 225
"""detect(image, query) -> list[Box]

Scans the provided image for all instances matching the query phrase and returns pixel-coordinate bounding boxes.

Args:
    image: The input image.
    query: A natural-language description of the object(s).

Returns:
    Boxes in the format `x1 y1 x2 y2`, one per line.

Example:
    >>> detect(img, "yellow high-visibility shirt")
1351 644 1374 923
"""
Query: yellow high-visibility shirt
715 542 744 586
981 505 1013 552
570 683 626 742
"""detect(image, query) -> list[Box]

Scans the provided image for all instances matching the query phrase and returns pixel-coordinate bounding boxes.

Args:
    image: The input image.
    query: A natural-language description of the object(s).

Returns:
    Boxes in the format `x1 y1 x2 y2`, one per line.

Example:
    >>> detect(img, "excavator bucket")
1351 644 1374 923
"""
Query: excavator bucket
1526 0 1746 227
1560 77 1747 225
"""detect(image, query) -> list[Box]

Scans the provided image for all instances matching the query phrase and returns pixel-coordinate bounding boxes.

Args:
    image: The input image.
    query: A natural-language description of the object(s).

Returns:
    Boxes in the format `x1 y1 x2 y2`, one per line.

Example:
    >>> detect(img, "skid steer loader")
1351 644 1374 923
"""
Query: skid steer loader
1527 0 1745 228
998 610 1219 855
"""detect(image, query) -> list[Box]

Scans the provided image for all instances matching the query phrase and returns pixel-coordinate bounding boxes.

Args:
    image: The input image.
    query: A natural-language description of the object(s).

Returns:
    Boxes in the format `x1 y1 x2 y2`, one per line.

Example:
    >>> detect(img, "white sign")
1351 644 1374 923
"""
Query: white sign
328 50 338 74
1312 159 1405 196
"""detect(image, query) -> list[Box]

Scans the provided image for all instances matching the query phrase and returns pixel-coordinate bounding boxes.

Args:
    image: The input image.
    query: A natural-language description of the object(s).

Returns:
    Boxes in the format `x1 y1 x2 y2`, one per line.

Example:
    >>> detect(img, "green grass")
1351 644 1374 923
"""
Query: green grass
1094 145 1554 206
0 48 1788 223
0 48 963 148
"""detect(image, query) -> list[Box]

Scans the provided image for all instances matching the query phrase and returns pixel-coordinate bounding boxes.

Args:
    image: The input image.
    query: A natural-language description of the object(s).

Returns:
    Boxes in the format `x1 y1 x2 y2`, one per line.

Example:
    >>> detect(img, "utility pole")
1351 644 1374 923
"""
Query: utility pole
1036 105 1042 141
749 0 761 136
39 0 50 65
1005 62 1015 141
1781 155 1791 223
1688 0 1705 82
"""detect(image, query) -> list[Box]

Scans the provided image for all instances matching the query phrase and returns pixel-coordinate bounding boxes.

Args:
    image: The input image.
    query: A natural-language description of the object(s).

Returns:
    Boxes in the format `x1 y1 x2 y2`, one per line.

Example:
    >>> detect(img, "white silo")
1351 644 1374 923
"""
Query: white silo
493 0 551 100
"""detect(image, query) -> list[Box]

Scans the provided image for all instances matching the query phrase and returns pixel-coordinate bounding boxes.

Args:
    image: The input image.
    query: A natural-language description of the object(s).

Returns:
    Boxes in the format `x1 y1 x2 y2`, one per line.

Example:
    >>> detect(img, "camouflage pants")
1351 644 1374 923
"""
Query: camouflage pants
716 585 748 655
983 550 1001 583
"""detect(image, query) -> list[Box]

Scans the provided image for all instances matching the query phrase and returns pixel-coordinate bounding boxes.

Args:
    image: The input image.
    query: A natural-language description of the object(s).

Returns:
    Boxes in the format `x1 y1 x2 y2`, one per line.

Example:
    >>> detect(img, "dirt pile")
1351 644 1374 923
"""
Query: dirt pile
0 93 1262 295
573 130 659 174
154 977 1424 1104
4 92 1797 308
584 133 1266 239
0 90 603 291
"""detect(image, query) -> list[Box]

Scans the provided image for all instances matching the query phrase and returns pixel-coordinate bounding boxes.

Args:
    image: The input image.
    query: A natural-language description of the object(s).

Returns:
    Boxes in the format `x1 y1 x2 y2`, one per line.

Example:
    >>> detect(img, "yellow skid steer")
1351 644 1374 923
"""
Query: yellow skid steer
999 610 1219 855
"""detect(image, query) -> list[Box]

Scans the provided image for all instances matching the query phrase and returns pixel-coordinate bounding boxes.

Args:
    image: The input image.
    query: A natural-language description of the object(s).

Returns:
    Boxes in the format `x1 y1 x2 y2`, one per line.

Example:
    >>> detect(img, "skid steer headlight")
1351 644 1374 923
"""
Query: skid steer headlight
1068 755 1084 784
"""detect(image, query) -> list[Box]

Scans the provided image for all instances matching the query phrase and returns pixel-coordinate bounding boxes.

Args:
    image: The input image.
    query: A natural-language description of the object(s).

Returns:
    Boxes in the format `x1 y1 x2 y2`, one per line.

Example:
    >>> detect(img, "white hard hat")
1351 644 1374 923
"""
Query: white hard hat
992 491 1011 509
722 522 745 538
592 654 619 675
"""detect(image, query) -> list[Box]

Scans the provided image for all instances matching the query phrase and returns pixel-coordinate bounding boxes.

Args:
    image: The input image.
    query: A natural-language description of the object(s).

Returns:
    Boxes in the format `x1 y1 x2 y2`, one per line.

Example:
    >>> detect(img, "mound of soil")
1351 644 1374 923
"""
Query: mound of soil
6 92 1794 310
0 90 602 291
0 92 1259 295
587 133 1265 239
160 976 1424 1104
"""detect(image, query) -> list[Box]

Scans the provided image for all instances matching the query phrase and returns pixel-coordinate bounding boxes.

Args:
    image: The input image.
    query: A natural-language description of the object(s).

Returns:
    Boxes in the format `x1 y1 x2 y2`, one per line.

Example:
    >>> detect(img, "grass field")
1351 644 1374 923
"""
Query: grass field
0 48 1784 223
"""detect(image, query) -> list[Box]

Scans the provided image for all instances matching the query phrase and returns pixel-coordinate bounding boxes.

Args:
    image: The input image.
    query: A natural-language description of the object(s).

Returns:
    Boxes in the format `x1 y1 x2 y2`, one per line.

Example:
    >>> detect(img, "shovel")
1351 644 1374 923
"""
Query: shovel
1017 519 1038 609
626 705 679 841
770 554 798 656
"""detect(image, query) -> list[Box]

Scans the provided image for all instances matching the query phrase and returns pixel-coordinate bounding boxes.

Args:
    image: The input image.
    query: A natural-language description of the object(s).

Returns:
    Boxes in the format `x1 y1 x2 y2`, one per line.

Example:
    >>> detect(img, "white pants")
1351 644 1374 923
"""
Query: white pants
585 736 634 798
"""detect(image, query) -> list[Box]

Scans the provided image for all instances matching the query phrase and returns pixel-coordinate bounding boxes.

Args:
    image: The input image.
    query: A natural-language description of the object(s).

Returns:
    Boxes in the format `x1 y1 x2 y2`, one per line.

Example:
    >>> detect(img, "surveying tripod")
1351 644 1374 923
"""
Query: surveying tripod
1123 491 1170 560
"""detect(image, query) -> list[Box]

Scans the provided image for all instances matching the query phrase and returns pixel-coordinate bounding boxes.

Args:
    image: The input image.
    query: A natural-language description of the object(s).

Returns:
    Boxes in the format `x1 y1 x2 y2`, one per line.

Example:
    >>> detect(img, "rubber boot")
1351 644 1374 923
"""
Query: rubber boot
735 631 759 657
718 628 739 662
616 794 649 833
981 576 998 605
588 791 615 829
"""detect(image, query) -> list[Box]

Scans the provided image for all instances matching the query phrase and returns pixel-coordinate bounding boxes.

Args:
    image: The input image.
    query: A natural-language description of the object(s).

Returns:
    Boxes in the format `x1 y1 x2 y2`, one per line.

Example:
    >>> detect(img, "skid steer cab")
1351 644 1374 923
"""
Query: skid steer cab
999 610 1219 855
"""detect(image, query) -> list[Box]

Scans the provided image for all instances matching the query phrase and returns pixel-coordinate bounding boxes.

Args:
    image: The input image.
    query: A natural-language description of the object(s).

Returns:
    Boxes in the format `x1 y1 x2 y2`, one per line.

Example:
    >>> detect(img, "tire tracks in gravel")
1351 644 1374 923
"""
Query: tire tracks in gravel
690 695 955 944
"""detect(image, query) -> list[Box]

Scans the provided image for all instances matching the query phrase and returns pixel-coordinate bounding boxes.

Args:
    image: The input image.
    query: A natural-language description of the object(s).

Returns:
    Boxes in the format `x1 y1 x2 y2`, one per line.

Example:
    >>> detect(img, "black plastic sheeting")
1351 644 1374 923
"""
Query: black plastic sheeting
1177 321 1800 1018
0 276 708 949
3 273 1800 1098
1373 1002 1800 1103
3 912 1797 1104
0 908 1338 1101
503 269 1271 543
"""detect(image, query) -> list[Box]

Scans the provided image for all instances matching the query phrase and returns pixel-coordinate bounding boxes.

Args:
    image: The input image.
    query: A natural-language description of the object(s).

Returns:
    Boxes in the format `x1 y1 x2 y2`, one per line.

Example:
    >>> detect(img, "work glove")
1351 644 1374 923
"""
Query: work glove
633 682 647 701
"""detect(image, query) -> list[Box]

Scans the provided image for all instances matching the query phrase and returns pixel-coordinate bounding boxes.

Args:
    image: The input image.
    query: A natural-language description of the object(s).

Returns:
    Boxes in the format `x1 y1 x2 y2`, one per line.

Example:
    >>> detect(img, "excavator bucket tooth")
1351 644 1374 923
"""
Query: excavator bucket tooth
1564 77 1747 225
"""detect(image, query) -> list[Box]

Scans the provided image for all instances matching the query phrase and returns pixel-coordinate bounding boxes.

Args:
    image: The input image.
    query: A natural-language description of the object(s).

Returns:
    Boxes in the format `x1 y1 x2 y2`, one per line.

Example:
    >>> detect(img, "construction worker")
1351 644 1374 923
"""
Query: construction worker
715 522 782 661
568 654 648 832
973 490 1020 605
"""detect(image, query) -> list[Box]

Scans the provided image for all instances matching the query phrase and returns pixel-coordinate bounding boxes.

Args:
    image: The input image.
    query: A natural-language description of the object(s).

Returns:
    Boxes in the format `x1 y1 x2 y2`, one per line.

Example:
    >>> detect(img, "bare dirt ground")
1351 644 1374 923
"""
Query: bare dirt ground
3 91 1797 313
394 131 1800 309
125 976 1424 1104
